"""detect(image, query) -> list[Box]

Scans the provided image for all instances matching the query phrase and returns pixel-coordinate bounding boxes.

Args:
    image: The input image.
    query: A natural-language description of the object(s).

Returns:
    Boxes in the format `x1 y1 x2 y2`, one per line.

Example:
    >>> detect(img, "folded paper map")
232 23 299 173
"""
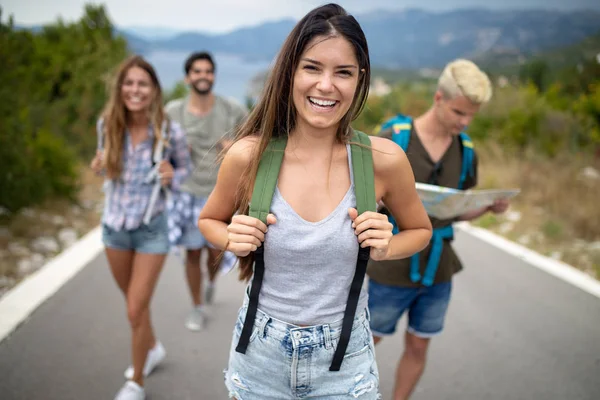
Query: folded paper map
415 183 520 220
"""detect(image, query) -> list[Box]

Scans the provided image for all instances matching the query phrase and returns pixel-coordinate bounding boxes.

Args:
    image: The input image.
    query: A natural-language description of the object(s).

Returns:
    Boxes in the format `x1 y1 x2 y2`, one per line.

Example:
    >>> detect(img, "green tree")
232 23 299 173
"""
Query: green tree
164 80 189 103
0 4 129 213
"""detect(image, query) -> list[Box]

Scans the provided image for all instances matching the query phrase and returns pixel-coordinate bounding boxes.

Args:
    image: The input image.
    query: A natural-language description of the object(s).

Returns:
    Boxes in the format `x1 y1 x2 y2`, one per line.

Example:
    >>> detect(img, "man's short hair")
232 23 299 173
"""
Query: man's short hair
438 59 492 104
184 51 216 75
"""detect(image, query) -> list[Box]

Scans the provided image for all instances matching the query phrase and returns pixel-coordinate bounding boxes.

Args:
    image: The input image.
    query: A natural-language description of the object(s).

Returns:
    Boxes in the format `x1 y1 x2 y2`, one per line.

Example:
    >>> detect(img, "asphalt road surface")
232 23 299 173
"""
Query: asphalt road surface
1 230 599 399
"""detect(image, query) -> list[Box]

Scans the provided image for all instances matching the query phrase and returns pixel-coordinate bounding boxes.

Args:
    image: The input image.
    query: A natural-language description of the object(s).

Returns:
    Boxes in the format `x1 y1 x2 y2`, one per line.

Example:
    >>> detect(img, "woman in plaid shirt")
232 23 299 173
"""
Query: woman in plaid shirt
90 55 191 400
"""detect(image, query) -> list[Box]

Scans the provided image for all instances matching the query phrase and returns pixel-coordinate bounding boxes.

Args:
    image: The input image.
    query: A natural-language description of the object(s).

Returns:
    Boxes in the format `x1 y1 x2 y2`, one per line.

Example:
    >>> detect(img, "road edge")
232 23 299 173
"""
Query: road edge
455 222 600 299
0 226 103 343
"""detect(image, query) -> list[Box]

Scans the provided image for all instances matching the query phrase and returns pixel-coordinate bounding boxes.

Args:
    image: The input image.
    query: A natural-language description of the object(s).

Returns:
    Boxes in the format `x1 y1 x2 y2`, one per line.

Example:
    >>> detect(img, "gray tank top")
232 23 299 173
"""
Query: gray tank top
258 144 368 326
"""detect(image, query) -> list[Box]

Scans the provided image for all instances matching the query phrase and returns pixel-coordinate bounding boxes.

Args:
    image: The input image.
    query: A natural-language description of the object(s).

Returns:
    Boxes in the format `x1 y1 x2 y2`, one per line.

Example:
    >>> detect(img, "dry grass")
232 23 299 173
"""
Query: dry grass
474 142 600 278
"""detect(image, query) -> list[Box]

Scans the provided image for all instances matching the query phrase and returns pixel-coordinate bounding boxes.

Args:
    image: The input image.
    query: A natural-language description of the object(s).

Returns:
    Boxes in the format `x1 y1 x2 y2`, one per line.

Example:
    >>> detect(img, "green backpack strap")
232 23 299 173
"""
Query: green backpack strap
350 130 377 214
237 136 286 355
249 130 376 221
249 137 287 224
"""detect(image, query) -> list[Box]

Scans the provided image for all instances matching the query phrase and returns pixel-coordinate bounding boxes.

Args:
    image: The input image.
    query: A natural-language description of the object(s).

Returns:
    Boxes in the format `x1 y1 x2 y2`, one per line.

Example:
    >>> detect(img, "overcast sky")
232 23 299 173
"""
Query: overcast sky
4 0 600 33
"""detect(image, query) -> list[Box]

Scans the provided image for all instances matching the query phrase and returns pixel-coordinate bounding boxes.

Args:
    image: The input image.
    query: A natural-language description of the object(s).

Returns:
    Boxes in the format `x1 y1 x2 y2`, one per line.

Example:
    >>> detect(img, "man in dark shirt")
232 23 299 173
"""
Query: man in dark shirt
367 59 509 400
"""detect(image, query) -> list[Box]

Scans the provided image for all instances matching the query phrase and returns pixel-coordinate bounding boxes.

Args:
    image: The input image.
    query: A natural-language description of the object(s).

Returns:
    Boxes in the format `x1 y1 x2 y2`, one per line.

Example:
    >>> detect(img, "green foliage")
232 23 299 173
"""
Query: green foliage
244 96 255 112
541 220 564 240
475 214 499 229
519 59 549 92
363 64 600 158
0 4 129 213
0 118 79 212
354 84 432 134
164 80 189 104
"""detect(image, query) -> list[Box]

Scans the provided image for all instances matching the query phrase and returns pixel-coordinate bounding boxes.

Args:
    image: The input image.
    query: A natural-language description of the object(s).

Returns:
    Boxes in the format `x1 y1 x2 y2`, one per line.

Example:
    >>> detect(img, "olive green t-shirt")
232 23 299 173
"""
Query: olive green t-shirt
367 125 478 287
165 95 247 198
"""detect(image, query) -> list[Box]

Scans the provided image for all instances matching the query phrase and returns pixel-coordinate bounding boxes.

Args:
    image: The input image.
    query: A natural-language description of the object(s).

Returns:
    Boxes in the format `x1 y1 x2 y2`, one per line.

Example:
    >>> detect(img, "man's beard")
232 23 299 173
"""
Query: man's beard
190 79 213 95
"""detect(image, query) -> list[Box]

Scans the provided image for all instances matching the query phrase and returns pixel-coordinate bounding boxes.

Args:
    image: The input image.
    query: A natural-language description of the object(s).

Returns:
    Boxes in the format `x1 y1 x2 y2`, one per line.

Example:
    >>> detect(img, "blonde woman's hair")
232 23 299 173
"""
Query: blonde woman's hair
437 59 492 104
100 55 167 179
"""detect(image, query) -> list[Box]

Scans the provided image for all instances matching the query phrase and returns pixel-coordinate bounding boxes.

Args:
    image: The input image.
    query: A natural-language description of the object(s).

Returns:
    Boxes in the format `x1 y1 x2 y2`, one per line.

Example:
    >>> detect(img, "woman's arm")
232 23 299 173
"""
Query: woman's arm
198 137 274 256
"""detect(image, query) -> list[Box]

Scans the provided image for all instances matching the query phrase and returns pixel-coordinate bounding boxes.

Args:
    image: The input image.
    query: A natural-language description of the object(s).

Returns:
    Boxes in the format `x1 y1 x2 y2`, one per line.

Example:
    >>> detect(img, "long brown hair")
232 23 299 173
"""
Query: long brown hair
100 55 167 179
233 3 371 281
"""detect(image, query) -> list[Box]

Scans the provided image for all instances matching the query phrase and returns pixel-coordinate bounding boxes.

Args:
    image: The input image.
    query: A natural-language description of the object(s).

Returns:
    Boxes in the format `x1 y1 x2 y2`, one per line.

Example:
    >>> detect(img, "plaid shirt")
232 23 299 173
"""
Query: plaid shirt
101 121 191 231
166 191 238 275
166 191 206 245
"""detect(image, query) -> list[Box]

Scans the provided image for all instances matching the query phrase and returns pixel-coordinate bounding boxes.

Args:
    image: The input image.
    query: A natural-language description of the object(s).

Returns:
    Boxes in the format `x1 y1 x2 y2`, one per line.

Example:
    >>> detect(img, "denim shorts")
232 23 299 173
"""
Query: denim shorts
178 218 209 250
368 280 452 338
225 299 381 399
102 212 170 254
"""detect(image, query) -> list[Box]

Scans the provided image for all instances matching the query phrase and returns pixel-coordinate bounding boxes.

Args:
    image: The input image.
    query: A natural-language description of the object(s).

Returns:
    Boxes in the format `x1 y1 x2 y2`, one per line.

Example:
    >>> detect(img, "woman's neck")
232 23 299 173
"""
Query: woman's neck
288 121 339 156
127 111 149 129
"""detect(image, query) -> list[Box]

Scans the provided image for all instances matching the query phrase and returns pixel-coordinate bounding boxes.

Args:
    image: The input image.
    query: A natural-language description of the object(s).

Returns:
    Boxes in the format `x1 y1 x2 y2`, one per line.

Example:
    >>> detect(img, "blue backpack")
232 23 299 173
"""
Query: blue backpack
376 114 475 286
377 114 475 192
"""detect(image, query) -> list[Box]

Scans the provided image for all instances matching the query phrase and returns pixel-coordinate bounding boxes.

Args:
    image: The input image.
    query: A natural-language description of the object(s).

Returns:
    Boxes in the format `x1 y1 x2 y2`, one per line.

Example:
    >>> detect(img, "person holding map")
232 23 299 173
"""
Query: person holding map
367 59 509 400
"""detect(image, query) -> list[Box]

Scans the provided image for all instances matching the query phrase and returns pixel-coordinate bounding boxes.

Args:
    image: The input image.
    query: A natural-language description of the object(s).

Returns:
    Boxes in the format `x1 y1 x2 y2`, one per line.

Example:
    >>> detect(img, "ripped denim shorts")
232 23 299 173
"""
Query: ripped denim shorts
224 301 381 399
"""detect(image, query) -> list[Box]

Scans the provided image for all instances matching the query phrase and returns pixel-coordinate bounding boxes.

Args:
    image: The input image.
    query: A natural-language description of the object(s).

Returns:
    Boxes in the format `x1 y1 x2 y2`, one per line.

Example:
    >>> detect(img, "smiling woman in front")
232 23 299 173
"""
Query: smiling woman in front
198 3 432 399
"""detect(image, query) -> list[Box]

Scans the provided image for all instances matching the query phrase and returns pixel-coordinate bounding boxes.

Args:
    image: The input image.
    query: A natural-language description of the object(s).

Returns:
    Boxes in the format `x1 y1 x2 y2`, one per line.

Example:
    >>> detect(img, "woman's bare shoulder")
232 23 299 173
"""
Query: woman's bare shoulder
224 136 260 168
369 135 409 175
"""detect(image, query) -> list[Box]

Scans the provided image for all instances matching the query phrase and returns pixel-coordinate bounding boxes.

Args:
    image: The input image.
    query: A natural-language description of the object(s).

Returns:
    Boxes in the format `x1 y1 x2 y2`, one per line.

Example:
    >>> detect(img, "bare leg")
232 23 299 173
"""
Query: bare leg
126 252 166 386
185 249 203 306
106 248 158 349
393 332 431 400
105 247 135 295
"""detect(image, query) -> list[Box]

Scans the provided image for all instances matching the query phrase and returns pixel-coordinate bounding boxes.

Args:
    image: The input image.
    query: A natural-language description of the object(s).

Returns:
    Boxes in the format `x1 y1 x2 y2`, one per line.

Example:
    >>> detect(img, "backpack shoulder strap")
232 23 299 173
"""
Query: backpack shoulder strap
330 129 376 371
377 114 412 152
390 114 413 152
458 132 475 190
96 118 105 151
350 130 377 214
236 135 286 355
151 119 170 165
249 137 287 224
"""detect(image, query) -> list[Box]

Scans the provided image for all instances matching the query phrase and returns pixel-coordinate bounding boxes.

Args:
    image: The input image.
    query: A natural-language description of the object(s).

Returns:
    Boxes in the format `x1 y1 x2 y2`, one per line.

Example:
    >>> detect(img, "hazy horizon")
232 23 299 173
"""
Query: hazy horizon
4 0 600 34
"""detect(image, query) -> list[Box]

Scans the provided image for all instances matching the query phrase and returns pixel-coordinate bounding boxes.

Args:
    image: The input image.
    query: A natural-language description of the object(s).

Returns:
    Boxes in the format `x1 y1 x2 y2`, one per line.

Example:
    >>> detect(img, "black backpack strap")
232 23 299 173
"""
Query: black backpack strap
330 246 371 371
330 130 376 371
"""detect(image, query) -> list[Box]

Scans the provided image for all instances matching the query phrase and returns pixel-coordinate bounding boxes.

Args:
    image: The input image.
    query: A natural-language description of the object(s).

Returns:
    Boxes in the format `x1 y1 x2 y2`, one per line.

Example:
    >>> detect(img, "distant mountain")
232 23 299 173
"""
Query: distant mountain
531 31 600 68
115 29 151 54
476 30 600 78
121 26 184 40
357 8 600 68
21 8 600 69
211 19 296 62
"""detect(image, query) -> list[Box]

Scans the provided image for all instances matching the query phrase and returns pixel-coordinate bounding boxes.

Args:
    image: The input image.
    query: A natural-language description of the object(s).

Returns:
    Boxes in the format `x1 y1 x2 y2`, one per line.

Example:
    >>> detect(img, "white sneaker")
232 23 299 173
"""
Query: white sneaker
114 381 145 400
185 307 206 331
124 341 166 380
